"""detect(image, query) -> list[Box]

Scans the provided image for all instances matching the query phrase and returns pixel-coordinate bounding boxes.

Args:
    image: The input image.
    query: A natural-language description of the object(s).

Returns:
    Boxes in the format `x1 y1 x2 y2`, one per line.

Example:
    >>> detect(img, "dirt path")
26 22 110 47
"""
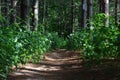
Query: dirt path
7 49 120 80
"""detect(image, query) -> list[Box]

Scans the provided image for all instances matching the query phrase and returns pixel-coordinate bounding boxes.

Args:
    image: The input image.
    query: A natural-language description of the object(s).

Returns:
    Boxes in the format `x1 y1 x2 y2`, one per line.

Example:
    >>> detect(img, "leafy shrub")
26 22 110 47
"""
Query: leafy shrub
0 24 51 79
68 14 120 60
67 30 87 50
46 32 67 49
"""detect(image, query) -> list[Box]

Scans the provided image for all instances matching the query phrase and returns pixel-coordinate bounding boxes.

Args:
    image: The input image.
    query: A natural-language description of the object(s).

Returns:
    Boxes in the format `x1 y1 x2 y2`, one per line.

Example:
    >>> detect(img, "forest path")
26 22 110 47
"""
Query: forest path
8 49 120 80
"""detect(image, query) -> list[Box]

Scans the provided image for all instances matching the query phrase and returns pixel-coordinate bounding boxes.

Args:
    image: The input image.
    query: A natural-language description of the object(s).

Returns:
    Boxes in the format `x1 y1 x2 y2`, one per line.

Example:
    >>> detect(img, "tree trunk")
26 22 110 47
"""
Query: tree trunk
99 0 105 13
6 0 10 26
81 0 87 29
104 0 109 27
20 0 30 31
0 0 1 14
115 0 119 25
33 0 39 31
10 0 18 23
70 0 75 33
78 3 82 29
42 0 46 24
87 0 92 27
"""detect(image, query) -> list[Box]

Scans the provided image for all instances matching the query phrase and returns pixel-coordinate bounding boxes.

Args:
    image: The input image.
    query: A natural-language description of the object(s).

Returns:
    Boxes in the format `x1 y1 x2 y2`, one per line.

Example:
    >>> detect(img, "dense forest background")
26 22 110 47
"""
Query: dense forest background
0 0 120 79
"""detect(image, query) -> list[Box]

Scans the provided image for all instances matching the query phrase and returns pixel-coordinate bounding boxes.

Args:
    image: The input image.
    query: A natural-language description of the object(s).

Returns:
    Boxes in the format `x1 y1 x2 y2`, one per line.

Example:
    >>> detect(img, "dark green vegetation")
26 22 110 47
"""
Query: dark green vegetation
68 14 120 60
1 13 120 80
0 23 51 79
0 0 120 80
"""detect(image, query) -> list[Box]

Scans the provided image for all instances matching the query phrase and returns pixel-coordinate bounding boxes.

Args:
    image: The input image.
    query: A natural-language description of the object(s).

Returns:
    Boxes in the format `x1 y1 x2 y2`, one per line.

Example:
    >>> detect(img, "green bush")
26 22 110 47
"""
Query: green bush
68 14 120 60
0 24 51 79
46 32 67 49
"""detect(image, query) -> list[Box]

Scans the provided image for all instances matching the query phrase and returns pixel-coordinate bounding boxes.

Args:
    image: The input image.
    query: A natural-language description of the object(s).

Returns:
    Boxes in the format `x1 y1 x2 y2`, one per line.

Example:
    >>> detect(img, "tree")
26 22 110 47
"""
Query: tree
87 0 93 26
81 0 87 29
10 0 18 23
115 0 119 25
6 0 10 26
98 0 104 13
70 0 75 33
20 0 30 31
104 0 109 26
33 0 39 31
42 0 46 24
0 0 1 14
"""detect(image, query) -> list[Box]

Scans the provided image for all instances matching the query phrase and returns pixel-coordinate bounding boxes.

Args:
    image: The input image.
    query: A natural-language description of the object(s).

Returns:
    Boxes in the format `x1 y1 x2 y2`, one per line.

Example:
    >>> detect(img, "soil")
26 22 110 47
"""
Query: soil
7 49 120 80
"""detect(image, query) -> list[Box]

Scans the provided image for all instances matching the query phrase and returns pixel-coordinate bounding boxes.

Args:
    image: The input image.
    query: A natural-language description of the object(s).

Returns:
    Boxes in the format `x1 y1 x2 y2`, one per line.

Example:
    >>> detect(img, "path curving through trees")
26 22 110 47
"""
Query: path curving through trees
8 49 120 80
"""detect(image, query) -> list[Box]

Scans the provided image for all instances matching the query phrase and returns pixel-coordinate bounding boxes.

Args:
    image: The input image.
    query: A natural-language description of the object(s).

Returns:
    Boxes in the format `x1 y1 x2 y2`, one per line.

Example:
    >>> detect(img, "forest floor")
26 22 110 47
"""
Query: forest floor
7 49 120 80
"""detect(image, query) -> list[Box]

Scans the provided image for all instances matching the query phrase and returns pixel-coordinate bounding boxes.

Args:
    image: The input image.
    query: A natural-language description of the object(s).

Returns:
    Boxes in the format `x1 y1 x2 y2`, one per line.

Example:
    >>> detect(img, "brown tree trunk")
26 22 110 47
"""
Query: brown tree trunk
87 0 92 27
6 0 10 26
42 0 46 24
78 2 82 29
70 0 75 33
10 0 18 23
81 0 87 29
115 0 119 25
104 0 109 27
32 0 39 31
20 0 30 30
99 0 104 13
0 0 1 14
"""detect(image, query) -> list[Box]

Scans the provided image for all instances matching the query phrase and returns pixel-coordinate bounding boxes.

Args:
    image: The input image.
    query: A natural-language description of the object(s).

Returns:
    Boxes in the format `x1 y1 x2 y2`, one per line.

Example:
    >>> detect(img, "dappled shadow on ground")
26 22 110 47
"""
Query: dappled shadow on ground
7 49 120 80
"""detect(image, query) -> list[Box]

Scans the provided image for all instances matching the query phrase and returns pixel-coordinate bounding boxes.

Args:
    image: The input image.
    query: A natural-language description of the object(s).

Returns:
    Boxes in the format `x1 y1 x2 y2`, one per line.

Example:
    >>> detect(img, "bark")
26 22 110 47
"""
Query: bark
20 0 30 30
115 0 119 25
10 0 18 23
70 0 75 33
81 0 87 29
87 0 92 27
78 4 81 29
42 0 46 33
0 0 1 14
33 0 39 31
99 0 104 13
104 0 109 27
42 0 46 24
98 0 102 12
6 0 10 25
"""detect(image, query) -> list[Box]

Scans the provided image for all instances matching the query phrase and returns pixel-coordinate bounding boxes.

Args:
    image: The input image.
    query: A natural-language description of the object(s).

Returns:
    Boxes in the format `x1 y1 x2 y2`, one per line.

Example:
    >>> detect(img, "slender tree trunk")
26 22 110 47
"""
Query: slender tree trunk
10 0 18 23
70 0 75 33
99 0 105 13
81 0 87 29
20 0 30 30
0 0 1 14
87 0 92 27
42 0 46 33
42 0 46 24
115 0 119 25
78 3 81 29
33 0 39 31
6 0 10 26
104 0 109 27
98 0 102 12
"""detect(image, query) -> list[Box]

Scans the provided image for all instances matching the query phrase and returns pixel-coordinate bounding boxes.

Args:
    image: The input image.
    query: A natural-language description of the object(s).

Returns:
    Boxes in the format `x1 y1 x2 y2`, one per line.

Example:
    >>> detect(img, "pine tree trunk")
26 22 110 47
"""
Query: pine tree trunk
42 0 46 33
6 0 10 26
42 0 46 24
78 3 82 29
70 0 75 33
81 0 87 29
0 0 1 14
99 0 105 13
10 0 18 23
104 0 109 27
115 0 119 25
87 0 92 27
20 0 30 30
33 0 39 31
